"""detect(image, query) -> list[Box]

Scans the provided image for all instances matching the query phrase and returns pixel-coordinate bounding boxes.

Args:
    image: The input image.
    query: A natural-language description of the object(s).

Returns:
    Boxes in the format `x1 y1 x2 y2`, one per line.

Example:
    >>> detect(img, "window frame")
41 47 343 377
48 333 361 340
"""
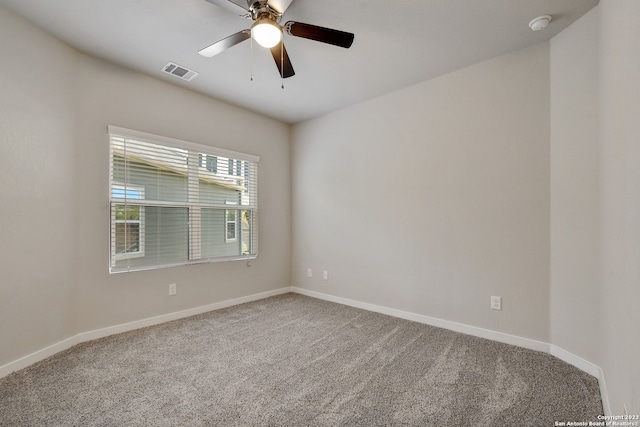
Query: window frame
108 126 259 274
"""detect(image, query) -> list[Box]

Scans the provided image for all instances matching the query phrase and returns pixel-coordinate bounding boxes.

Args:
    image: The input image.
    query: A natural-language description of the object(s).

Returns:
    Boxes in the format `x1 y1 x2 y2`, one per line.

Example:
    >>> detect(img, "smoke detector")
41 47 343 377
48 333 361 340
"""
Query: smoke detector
529 15 552 31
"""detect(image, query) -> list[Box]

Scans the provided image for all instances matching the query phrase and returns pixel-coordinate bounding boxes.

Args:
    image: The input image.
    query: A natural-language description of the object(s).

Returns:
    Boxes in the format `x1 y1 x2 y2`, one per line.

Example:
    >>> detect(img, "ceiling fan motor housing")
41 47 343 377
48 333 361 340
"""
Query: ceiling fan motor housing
248 0 282 22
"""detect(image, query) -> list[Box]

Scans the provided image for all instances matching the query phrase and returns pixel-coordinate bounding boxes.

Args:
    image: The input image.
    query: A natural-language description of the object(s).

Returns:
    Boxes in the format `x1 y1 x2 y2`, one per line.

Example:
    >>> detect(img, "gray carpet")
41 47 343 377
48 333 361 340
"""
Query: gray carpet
0 293 602 426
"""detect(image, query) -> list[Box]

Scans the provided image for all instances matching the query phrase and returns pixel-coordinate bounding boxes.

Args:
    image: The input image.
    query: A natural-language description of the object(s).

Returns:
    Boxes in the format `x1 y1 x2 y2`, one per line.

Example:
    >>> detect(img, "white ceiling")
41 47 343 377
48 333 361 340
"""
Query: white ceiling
0 0 597 124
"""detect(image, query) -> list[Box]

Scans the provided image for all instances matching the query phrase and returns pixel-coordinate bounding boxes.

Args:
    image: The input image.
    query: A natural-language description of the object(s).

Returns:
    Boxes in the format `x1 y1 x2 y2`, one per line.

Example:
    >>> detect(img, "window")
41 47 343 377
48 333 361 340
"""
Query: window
109 126 259 273
206 155 218 173
225 209 237 242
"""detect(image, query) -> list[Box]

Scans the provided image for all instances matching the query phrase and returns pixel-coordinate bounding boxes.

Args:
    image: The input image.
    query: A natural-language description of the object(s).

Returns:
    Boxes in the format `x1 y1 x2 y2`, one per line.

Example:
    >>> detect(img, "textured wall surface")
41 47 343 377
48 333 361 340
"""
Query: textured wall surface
0 5 291 368
292 43 550 342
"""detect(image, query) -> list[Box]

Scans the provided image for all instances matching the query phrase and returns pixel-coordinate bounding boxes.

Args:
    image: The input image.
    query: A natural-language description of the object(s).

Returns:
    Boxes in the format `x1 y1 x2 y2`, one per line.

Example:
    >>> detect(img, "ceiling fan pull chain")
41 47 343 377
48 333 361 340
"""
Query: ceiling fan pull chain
281 42 285 89
250 36 254 81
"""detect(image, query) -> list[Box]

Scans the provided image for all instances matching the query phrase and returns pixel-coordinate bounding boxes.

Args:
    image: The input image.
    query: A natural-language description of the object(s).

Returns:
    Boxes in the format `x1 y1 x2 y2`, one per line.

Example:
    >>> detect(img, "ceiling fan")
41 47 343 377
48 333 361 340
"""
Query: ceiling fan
199 0 355 79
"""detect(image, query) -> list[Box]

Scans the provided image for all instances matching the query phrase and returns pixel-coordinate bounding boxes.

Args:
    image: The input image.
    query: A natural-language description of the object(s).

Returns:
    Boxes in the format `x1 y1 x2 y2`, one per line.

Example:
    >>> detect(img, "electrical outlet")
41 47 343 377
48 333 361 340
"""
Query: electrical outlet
307 268 313 278
491 296 502 310
323 270 328 280
169 283 177 296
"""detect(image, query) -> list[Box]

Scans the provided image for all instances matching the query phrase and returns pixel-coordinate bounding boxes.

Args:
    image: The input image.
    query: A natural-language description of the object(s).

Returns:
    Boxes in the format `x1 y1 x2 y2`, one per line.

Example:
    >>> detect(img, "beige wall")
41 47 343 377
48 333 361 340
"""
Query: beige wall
551 1 640 413
549 8 600 365
74 56 291 332
598 0 640 415
292 43 551 342
0 5 291 366
0 7 79 366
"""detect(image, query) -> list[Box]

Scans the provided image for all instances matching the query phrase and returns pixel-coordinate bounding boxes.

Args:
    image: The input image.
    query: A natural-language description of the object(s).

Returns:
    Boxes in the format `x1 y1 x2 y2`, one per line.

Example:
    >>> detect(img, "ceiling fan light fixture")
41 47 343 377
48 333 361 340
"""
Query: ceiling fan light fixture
252 18 282 48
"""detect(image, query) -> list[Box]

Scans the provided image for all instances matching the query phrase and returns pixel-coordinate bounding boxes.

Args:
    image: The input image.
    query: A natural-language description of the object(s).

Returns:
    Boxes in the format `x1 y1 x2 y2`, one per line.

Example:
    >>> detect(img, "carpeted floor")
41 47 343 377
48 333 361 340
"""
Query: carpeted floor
0 293 602 426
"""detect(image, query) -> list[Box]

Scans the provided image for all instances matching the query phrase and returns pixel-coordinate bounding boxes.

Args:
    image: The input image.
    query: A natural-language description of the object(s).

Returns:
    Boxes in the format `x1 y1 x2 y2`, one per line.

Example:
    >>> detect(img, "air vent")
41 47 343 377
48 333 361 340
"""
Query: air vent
162 62 198 81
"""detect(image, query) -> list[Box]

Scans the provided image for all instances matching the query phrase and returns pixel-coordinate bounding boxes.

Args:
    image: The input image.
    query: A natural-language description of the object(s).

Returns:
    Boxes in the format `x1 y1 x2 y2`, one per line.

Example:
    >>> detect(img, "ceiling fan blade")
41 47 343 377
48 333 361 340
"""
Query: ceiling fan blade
284 21 354 48
270 42 295 78
267 0 295 15
204 0 250 15
198 30 251 57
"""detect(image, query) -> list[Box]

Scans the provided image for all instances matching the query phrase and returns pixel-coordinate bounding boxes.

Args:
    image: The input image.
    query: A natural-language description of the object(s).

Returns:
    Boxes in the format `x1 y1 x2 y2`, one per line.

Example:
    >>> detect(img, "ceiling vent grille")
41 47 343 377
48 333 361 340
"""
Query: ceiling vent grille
162 62 198 81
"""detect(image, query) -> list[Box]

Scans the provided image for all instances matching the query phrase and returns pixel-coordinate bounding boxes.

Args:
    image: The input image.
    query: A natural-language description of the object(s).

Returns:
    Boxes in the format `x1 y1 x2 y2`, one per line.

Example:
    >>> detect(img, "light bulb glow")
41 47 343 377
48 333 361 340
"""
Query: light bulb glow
252 20 282 48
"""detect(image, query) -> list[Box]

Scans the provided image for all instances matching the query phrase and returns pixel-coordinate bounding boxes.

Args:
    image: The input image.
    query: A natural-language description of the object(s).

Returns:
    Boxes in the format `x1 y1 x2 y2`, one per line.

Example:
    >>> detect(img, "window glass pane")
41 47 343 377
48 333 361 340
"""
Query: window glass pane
201 208 244 258
226 209 237 242
115 205 140 221
112 188 143 199
198 154 245 205
111 138 188 203
198 179 242 205
241 210 253 255
115 222 140 254
112 207 188 270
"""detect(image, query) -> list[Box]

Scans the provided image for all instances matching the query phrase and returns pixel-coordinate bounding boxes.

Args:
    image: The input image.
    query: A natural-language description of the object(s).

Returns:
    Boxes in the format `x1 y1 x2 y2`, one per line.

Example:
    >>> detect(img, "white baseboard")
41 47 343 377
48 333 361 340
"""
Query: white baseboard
0 335 84 380
0 287 291 379
0 284 610 415
550 345 611 416
76 287 291 343
289 286 610 414
290 287 550 353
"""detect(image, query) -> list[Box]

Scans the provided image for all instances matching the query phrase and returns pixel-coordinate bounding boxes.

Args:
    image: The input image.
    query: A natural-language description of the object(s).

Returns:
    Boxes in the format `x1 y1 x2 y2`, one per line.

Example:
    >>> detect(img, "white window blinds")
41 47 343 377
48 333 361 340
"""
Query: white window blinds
108 126 259 273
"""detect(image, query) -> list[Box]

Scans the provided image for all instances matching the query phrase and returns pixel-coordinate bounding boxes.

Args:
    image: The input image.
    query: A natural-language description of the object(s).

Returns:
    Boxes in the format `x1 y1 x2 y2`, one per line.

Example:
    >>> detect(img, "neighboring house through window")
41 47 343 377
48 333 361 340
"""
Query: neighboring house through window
225 209 237 242
204 154 217 174
111 185 145 260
